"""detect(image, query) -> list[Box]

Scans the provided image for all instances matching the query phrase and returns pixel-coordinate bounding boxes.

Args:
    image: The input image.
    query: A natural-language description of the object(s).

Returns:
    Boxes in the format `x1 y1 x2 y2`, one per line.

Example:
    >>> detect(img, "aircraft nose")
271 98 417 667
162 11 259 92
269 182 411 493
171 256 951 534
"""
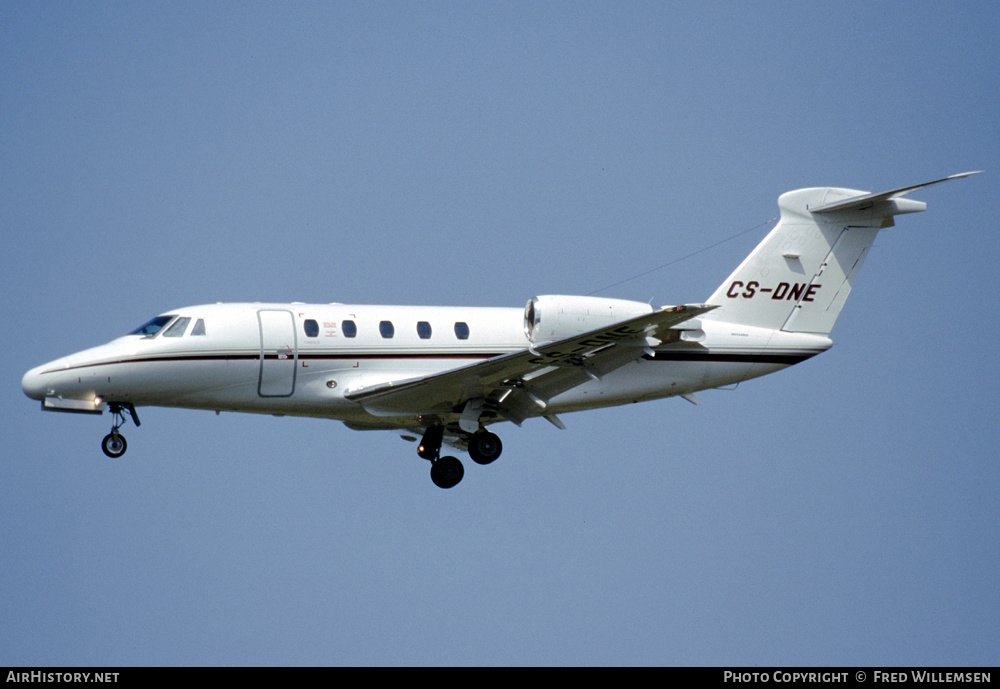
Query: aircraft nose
22 364 51 401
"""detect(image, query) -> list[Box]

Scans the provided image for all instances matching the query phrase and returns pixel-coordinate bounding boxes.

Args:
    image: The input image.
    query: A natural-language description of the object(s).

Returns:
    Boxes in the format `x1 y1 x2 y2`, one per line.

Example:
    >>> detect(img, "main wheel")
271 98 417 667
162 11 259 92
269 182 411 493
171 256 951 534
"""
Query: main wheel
430 455 464 489
468 431 502 465
102 433 127 458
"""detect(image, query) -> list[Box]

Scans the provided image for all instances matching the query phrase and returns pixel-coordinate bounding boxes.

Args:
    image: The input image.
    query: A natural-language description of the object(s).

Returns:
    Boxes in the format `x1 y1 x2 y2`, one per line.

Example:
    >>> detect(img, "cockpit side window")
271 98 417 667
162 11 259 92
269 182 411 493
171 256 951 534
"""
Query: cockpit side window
130 315 176 337
191 319 207 336
162 317 191 337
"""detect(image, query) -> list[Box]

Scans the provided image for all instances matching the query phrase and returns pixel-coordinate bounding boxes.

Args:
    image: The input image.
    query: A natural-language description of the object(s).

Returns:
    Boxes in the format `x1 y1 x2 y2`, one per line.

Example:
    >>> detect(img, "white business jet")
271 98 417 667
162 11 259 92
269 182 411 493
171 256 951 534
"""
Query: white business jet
22 172 978 488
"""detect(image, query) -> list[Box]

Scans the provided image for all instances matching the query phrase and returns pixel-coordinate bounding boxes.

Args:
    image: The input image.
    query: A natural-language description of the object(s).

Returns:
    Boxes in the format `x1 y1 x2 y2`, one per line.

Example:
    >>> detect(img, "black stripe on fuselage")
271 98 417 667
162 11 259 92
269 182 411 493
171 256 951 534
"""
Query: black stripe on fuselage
43 352 505 374
46 348 820 375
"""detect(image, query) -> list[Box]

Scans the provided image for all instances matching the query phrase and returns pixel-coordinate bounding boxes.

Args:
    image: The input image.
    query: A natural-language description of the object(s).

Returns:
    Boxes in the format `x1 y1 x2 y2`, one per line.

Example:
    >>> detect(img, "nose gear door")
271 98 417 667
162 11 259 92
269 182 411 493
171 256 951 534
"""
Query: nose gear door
257 309 297 397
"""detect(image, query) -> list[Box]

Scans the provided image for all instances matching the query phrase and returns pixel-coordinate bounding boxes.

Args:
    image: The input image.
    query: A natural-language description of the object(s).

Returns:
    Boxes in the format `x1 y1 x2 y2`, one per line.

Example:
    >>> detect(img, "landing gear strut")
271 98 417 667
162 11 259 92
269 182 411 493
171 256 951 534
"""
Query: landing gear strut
101 403 140 459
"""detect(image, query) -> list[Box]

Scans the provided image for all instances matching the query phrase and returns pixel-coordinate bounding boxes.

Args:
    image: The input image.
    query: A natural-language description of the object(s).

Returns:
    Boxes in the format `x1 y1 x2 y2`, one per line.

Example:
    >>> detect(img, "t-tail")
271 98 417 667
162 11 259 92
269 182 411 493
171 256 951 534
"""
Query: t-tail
704 172 980 335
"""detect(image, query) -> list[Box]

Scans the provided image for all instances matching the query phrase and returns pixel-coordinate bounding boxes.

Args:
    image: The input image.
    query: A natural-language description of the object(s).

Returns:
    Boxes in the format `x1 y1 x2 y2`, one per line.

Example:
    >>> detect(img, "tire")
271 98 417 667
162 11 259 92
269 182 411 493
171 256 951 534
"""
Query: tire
102 433 127 458
430 456 464 489
468 431 502 465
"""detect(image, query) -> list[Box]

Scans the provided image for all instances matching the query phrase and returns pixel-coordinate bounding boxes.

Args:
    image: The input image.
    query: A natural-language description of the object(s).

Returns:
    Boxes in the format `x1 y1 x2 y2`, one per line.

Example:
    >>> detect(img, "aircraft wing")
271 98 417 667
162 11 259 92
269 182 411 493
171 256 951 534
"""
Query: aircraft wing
344 304 717 425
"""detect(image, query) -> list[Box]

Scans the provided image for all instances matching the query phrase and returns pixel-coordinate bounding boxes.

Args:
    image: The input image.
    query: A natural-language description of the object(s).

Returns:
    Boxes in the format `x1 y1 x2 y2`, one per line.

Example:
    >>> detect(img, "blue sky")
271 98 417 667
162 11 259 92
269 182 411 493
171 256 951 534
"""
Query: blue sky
2 1 997 666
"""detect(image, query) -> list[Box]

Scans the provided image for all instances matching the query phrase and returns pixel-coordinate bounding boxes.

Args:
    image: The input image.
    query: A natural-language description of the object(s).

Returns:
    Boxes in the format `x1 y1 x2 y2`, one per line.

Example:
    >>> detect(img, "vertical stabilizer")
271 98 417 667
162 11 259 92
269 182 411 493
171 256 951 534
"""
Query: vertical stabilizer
705 186 883 335
704 173 979 335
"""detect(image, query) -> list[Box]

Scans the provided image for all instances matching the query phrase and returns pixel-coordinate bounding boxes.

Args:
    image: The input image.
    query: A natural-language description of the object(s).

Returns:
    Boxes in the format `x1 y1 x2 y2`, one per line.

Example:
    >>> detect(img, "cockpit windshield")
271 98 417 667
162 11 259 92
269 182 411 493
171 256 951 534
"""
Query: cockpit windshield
161 317 190 337
129 315 176 336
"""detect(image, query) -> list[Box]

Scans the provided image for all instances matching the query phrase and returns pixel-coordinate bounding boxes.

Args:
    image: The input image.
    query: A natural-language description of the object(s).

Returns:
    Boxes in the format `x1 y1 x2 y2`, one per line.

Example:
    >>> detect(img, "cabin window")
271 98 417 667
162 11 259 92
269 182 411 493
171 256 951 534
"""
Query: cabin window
130 315 175 337
304 319 319 337
454 322 470 340
191 319 207 336
162 317 191 337
342 320 357 338
379 321 395 339
417 321 432 339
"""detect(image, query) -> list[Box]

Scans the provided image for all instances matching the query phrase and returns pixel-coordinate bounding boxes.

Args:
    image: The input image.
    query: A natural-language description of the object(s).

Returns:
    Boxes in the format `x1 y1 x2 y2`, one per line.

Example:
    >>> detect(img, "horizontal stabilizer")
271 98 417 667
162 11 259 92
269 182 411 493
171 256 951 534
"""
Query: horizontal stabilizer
807 171 981 215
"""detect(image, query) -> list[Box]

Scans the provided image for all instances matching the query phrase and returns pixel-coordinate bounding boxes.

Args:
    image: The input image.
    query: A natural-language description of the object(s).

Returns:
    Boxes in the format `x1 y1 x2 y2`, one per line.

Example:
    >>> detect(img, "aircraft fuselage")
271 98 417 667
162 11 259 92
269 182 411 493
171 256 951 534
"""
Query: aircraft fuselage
21 301 829 429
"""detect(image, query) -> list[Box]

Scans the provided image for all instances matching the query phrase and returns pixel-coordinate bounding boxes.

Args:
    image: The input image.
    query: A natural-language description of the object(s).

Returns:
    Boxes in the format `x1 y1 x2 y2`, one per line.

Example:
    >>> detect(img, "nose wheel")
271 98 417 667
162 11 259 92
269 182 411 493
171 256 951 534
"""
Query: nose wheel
101 403 140 458
102 432 127 458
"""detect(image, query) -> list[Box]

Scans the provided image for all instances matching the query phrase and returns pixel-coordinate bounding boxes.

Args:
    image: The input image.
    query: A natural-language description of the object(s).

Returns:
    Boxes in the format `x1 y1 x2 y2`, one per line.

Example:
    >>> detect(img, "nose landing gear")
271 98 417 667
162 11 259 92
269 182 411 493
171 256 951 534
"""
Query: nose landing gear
101 403 140 458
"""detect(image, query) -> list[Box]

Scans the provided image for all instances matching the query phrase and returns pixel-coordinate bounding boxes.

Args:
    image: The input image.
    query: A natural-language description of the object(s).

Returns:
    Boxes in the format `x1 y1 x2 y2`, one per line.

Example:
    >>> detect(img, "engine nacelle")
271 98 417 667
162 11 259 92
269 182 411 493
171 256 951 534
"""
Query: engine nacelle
524 295 653 343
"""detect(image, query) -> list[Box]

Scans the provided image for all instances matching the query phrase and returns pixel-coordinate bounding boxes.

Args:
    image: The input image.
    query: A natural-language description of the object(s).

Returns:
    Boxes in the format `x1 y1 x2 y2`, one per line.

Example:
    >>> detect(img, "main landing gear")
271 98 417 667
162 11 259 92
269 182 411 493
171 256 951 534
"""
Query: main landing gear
101 403 140 458
418 426 503 488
